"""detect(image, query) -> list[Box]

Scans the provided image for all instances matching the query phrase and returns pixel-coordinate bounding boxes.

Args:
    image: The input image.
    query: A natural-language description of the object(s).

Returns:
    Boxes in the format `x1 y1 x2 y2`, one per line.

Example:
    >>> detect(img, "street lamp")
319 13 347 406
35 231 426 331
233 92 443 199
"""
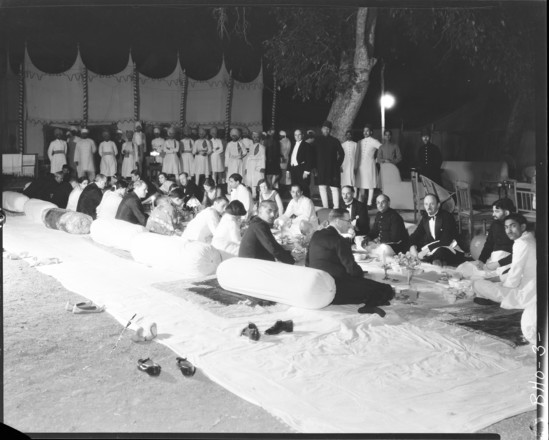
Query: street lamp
380 93 395 136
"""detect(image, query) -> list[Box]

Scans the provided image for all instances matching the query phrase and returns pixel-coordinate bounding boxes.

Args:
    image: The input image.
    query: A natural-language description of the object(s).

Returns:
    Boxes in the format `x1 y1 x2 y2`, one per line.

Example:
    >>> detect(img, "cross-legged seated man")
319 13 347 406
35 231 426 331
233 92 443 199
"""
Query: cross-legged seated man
306 209 394 315
239 200 295 264
477 198 515 274
181 197 228 244
278 183 319 236
409 193 465 266
473 213 536 309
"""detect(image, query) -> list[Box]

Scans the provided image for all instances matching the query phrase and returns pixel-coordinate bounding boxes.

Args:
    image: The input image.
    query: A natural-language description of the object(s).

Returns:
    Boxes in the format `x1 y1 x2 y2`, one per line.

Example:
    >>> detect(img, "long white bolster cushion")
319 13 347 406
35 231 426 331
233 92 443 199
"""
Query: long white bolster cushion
130 234 222 278
90 218 146 251
216 258 336 309
2 191 30 213
23 199 58 222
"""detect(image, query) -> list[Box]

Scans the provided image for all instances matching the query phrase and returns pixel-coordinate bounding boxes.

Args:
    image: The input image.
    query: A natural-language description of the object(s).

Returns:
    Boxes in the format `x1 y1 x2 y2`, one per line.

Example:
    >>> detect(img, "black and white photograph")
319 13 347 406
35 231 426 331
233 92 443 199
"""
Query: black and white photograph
1 0 546 437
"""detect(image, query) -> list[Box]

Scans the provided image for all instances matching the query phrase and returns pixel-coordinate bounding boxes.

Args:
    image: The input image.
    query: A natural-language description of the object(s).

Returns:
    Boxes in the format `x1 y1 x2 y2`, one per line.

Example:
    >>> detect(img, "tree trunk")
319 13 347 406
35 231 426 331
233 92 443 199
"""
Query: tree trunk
327 7 378 141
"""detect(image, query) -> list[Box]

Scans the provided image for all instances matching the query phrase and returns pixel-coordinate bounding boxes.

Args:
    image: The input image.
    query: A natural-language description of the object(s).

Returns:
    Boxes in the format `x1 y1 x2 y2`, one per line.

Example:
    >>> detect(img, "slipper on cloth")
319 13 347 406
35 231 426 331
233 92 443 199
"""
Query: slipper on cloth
176 357 196 377
65 301 105 314
137 358 161 376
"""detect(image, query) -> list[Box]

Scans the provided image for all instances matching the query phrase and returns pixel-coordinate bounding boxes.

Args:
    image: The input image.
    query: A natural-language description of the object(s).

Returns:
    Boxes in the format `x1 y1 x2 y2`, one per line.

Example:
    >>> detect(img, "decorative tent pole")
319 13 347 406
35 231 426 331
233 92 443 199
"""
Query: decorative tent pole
270 76 277 130
180 69 188 128
82 47 89 126
18 44 25 153
133 60 139 123
224 70 234 141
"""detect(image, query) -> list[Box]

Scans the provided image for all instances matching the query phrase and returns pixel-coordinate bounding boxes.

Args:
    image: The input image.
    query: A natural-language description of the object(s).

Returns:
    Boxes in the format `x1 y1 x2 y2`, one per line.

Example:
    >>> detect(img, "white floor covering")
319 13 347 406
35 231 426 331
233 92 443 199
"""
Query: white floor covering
2 216 536 433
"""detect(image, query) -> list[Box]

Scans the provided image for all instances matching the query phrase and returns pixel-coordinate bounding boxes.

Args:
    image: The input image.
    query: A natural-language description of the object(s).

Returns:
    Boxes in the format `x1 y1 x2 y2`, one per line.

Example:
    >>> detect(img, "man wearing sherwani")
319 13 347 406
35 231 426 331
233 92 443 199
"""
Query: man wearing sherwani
48 128 68 174
132 122 146 174
74 128 97 180
151 127 165 165
98 130 118 178
209 127 225 185
162 127 181 176
244 131 266 198
192 127 212 186
225 128 246 178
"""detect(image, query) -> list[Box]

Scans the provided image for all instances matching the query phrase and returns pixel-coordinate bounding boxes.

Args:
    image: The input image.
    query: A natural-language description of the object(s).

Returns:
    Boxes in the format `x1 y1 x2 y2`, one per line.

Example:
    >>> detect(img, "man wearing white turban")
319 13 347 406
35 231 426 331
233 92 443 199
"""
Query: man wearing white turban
225 128 246 178
162 127 181 176
151 127 165 165
74 128 97 180
132 122 146 174
47 128 68 174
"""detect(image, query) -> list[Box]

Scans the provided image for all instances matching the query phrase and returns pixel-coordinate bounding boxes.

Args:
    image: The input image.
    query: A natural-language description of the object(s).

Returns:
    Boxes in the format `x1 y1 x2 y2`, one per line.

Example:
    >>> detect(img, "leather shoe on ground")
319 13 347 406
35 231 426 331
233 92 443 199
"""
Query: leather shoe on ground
357 306 386 317
265 320 294 335
240 322 260 341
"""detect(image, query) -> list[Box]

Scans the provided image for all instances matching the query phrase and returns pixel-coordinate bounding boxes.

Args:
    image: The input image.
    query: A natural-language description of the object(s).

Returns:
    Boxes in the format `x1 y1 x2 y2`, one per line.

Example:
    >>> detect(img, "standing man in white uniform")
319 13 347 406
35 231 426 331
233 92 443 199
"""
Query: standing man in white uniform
47 128 68 174
74 128 97 180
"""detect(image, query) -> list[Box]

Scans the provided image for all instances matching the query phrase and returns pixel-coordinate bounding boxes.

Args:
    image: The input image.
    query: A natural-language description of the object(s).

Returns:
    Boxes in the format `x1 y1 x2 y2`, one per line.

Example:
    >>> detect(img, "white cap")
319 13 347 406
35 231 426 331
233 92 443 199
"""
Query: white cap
70 125 78 131
81 128 89 133
153 127 161 134
135 122 142 128
279 130 286 137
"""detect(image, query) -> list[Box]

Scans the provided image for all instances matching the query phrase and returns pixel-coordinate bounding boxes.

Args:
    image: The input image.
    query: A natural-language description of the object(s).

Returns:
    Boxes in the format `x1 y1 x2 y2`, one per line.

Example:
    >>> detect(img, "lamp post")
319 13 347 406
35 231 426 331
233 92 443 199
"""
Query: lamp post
379 60 395 136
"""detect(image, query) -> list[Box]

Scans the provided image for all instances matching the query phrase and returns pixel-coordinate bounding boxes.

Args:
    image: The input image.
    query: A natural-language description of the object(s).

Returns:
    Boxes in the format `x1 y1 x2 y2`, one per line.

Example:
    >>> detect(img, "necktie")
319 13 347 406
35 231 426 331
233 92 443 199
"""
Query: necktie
254 144 259 155
237 143 243 156
202 140 207 151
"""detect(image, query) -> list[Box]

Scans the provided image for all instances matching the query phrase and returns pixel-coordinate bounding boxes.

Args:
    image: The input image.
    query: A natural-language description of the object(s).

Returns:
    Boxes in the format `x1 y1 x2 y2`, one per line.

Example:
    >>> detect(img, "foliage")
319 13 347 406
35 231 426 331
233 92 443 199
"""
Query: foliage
390 6 540 100
263 8 360 101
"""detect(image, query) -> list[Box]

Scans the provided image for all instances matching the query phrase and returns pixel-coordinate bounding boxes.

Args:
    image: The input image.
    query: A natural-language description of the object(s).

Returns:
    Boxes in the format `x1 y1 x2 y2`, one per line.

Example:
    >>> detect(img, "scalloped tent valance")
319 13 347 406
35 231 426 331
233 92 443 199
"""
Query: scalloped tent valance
18 46 263 157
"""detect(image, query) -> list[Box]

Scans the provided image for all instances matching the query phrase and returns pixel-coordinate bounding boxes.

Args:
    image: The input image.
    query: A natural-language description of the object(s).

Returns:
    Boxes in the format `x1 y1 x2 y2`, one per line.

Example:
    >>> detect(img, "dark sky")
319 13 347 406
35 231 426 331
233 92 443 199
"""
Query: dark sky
0 3 539 130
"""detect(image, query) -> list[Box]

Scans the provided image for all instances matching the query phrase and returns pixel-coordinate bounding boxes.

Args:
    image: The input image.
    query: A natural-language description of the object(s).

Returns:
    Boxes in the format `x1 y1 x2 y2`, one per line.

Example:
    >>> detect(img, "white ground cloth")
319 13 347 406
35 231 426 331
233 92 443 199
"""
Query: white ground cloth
3 216 536 434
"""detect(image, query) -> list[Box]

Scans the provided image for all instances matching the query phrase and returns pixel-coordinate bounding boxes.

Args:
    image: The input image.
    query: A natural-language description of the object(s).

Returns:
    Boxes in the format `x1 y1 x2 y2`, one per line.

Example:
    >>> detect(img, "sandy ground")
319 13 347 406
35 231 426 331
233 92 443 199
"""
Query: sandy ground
2 257 537 437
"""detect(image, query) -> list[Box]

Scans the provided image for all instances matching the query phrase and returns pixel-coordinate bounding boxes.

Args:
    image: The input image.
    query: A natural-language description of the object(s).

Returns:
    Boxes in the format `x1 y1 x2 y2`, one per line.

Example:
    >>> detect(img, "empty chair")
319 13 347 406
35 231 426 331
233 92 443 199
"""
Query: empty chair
454 180 492 238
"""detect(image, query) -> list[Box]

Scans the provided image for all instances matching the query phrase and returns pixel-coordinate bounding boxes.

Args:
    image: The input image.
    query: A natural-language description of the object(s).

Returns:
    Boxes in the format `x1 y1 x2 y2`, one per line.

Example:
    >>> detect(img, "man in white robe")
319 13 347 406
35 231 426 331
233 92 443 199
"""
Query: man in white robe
74 128 97 180
244 131 266 197
473 213 536 310
151 127 165 165
225 128 246 177
98 130 118 178
279 183 319 235
47 128 68 174
132 122 146 174
181 197 228 244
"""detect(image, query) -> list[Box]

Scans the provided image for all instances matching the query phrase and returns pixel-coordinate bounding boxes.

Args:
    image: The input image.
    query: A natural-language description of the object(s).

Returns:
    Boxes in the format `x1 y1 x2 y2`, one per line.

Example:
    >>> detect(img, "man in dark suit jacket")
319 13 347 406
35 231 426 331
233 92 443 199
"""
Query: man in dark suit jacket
76 174 107 220
239 200 295 264
177 171 202 204
50 171 73 209
115 179 148 226
306 209 394 314
314 121 345 208
366 194 409 255
409 193 464 266
341 185 370 236
288 129 314 197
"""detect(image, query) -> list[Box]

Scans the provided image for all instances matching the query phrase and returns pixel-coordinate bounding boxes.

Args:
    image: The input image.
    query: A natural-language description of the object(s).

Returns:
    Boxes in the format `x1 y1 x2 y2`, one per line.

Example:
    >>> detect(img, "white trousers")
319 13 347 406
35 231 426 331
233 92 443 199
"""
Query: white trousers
318 185 340 209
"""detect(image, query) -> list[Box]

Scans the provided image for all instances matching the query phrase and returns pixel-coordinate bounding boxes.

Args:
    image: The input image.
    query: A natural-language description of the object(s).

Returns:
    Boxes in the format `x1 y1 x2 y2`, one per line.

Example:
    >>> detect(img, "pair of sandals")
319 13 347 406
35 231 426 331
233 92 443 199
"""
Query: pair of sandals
65 301 105 314
137 357 196 377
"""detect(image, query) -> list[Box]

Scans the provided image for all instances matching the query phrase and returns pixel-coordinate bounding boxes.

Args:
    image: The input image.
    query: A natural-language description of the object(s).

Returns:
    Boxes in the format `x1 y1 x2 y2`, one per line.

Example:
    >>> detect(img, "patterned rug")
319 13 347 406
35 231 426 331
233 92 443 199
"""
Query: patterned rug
437 303 528 348
186 278 276 307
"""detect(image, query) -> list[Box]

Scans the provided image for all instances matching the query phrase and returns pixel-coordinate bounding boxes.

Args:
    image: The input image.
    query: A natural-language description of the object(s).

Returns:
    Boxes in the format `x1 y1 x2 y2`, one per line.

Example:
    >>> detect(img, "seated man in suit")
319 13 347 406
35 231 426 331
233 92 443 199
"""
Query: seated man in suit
409 193 465 266
76 174 108 220
239 200 295 264
473 213 536 310
306 209 394 316
477 198 515 273
363 194 409 255
341 185 370 237
115 179 149 226
178 171 202 205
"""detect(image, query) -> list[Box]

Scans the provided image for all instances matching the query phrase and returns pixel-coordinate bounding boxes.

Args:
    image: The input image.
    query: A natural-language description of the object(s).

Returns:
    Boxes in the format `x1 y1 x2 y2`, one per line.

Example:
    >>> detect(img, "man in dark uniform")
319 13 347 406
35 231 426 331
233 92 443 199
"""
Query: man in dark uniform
288 129 314 198
314 121 345 208
365 194 409 255
416 129 442 185
409 193 465 266
264 127 281 190
306 208 394 315
239 200 295 264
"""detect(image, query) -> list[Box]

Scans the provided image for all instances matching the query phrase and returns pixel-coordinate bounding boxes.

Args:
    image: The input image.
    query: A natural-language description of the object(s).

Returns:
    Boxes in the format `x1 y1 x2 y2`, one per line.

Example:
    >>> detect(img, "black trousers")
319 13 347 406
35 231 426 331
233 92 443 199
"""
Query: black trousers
289 165 311 197
423 248 465 267
332 276 394 306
